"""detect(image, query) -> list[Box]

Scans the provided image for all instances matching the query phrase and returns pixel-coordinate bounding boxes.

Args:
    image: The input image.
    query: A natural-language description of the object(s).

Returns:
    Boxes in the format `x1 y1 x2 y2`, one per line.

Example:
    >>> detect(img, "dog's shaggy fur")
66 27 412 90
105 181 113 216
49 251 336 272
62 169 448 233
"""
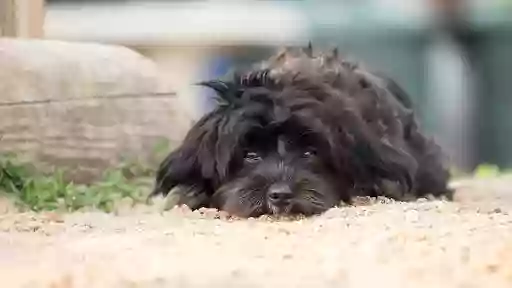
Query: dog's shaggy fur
149 44 453 217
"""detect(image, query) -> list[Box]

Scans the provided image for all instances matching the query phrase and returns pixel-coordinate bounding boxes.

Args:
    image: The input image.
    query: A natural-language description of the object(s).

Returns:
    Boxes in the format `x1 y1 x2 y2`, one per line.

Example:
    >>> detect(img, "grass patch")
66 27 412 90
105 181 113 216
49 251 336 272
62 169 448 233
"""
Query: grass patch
450 163 512 181
0 138 173 213
472 163 512 179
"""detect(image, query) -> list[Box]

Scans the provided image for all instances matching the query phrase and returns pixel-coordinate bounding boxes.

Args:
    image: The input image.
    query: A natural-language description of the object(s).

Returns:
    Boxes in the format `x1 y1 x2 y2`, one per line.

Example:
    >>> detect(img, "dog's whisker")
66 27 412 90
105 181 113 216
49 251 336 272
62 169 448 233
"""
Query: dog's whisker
297 191 328 209
300 189 325 200
297 195 322 206
235 189 266 216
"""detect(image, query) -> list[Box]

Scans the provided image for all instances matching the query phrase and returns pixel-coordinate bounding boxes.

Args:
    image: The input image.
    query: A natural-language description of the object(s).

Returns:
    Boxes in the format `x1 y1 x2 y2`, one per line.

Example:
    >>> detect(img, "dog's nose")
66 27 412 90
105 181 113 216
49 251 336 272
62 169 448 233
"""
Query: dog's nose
268 184 293 204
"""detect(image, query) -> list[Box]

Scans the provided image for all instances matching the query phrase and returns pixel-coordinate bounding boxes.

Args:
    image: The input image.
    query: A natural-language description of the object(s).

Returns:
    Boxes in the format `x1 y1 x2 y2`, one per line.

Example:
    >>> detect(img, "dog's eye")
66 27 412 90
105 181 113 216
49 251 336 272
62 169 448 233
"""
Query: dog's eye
244 152 262 163
302 150 315 158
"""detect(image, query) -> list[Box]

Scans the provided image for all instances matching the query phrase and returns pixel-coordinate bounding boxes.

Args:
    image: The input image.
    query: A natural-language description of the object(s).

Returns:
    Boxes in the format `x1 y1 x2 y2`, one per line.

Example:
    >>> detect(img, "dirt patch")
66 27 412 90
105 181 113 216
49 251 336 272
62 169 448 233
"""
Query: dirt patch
1 176 512 288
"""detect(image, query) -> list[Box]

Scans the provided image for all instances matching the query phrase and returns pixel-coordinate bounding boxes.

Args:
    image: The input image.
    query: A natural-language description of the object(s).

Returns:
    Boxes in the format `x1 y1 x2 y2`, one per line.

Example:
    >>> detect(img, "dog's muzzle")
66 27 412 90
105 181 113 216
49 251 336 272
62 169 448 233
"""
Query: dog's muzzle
267 183 293 214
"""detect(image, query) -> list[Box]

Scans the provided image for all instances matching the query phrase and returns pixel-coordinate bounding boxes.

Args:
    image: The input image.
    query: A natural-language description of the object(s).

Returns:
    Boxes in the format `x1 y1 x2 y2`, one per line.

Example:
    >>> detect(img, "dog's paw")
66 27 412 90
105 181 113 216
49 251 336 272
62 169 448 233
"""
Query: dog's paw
162 186 210 211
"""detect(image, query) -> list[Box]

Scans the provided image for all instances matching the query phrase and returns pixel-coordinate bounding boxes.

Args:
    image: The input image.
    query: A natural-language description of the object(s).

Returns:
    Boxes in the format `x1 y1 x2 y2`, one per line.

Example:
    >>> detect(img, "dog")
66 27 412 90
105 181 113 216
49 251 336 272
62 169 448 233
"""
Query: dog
148 44 453 218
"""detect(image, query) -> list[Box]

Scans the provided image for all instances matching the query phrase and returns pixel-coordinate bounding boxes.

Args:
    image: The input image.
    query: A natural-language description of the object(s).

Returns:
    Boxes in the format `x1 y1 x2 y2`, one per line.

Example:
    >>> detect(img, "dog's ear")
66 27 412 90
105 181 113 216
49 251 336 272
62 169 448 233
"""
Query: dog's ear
312 90 417 195
149 115 217 199
149 93 248 199
349 132 417 194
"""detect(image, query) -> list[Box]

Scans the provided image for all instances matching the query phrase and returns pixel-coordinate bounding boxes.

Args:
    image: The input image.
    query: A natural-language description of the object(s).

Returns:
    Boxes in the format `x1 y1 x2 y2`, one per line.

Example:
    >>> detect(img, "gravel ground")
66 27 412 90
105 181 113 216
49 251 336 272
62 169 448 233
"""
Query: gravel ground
1 176 512 288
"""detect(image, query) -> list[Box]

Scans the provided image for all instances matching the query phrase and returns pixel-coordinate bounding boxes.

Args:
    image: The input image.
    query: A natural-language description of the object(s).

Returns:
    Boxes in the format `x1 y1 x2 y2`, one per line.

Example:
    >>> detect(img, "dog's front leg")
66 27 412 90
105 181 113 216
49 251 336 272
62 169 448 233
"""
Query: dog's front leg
161 185 211 211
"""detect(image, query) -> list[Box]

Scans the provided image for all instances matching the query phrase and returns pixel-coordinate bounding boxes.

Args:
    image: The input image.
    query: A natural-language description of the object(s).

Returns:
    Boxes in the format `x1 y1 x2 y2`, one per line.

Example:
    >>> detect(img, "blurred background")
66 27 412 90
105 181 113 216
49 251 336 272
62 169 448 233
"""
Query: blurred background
2 0 512 177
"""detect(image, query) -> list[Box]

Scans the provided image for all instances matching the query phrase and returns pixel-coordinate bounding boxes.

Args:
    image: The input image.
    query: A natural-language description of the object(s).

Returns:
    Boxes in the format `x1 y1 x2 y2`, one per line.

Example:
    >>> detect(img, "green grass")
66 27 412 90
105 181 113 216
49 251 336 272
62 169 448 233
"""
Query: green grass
472 163 512 179
0 138 173 213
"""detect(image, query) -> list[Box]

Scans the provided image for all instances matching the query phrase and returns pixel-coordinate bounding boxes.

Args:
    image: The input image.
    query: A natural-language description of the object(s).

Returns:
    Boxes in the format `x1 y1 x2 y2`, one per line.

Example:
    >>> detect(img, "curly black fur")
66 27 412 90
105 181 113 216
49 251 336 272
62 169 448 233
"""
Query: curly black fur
149 44 453 217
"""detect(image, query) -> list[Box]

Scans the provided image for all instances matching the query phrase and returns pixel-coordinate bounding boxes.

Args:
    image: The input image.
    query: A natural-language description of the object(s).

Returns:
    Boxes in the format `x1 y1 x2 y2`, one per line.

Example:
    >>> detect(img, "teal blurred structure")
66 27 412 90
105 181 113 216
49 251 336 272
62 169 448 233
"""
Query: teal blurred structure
469 6 512 170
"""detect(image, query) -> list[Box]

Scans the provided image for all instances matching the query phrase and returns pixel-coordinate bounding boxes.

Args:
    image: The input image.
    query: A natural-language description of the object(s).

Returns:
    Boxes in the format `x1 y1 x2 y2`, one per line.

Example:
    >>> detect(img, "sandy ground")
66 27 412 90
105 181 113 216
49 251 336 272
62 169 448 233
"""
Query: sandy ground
1 177 512 288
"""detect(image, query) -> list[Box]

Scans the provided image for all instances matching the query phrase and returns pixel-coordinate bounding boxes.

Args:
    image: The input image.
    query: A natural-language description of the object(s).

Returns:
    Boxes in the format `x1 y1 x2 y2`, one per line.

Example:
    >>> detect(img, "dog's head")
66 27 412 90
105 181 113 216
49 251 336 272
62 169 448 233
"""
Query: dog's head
150 45 417 217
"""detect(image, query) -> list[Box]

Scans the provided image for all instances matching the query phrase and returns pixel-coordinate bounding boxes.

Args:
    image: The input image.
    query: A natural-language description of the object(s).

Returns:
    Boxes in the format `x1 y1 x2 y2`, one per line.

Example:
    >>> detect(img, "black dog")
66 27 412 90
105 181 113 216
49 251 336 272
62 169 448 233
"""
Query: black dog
148 44 453 217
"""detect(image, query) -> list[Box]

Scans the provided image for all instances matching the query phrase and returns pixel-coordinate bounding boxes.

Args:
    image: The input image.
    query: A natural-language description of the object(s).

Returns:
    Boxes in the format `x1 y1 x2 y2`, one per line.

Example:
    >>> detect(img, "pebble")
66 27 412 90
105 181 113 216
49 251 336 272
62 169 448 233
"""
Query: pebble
322 207 350 219
405 209 420 223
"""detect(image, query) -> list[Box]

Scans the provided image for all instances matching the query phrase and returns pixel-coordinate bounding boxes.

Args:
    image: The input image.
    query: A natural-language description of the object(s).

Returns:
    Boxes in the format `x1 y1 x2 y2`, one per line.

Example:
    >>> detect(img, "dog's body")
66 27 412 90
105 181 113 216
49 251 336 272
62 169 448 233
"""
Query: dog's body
149 45 453 217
